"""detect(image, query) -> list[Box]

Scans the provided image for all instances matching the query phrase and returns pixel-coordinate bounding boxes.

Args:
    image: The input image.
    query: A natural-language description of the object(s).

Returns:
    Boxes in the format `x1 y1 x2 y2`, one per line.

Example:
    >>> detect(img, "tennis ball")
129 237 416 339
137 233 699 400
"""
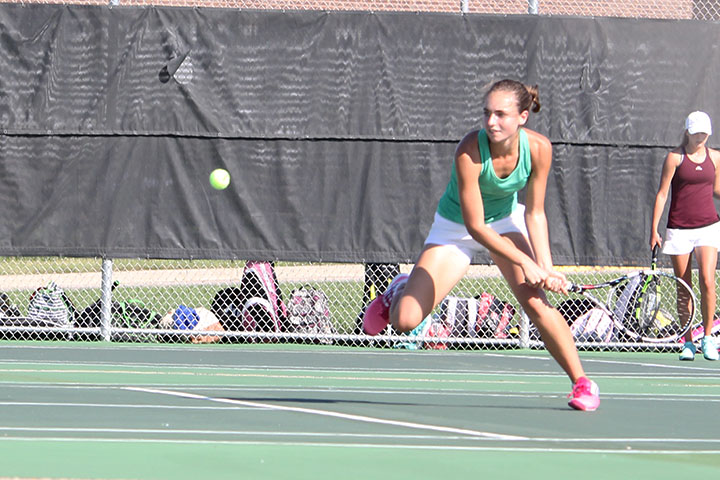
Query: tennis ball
209 168 230 190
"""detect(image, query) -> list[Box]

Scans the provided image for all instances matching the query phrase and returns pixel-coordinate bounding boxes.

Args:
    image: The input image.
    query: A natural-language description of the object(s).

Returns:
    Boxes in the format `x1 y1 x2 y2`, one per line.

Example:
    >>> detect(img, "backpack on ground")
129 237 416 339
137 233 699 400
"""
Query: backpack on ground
116 299 161 330
76 280 121 329
422 316 452 350
191 307 224 344
286 285 336 344
76 300 122 329
27 281 77 328
439 293 516 339
170 305 225 344
570 307 615 343
0 293 22 319
211 287 244 330
211 261 286 338
612 274 645 327
99 298 162 343
75 280 160 338
557 298 595 326
0 292 28 340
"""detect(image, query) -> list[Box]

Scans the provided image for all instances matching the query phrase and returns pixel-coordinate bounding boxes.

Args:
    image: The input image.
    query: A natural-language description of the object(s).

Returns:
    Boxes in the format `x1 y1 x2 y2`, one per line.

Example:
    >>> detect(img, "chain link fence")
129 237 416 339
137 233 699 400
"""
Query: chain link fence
0 256 706 352
1 0 718 20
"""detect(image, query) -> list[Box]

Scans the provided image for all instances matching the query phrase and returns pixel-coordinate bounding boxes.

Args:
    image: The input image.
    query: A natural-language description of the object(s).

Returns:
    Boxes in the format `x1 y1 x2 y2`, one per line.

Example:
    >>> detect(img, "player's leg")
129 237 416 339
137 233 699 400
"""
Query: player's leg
489 232 598 410
489 232 585 381
362 212 474 335
695 245 718 360
390 244 469 333
361 243 468 335
669 252 697 359
695 246 717 333
670 253 693 335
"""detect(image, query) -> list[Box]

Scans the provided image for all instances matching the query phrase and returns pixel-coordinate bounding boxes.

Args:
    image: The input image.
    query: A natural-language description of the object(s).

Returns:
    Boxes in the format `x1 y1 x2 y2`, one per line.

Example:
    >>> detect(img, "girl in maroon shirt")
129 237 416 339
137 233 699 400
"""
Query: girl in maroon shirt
651 111 720 361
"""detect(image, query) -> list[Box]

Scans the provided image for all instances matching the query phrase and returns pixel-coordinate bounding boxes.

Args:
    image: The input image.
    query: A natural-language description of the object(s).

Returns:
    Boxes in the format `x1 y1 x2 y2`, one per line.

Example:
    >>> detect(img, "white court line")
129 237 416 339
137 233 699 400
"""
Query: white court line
0 436 718 454
0 426 718 445
0 344 707 376
0 401 256 409
0 361 560 376
0 344 491 356
0 426 474 440
2 346 715 374
2 390 720 412
3 383 720 402
2 361 718 380
485 352 720 372
125 386 527 440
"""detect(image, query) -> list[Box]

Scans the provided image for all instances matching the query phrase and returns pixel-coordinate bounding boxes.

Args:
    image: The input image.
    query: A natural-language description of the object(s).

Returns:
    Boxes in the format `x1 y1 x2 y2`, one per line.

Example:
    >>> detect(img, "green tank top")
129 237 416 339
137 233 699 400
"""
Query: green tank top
436 128 531 224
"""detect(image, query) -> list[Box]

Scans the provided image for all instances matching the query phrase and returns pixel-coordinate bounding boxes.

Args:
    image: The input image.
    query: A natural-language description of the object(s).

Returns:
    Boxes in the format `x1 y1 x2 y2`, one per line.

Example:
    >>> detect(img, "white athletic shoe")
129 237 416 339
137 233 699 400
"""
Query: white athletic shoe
679 341 696 361
701 336 719 361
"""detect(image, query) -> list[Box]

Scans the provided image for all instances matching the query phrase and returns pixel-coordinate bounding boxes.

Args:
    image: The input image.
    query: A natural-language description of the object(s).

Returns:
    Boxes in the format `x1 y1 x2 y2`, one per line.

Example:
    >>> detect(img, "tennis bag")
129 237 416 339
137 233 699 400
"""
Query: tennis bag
116 299 161 329
0 293 22 319
211 261 286 336
286 285 336 344
570 307 615 343
77 298 160 330
170 305 225 344
612 274 645 325
423 316 453 350
439 293 515 339
27 281 77 328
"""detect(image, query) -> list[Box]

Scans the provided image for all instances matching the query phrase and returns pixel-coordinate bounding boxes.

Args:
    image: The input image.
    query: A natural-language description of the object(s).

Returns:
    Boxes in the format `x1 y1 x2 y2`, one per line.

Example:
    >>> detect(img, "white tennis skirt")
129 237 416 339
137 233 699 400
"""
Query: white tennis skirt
663 221 720 255
424 205 528 262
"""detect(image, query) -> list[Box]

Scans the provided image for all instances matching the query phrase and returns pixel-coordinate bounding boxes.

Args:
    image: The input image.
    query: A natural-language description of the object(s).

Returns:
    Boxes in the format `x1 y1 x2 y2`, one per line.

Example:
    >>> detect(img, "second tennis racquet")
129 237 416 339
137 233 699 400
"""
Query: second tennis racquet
567 251 696 343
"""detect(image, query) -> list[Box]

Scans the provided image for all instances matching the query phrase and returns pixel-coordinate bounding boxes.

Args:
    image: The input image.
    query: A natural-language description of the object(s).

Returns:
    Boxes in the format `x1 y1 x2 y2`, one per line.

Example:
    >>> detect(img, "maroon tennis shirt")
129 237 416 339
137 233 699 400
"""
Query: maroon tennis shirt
668 147 720 229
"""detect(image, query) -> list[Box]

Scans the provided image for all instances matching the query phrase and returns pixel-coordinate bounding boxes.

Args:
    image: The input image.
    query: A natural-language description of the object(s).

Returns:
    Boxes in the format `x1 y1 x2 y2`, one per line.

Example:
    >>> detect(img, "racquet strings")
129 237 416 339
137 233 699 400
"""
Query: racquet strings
622 272 694 341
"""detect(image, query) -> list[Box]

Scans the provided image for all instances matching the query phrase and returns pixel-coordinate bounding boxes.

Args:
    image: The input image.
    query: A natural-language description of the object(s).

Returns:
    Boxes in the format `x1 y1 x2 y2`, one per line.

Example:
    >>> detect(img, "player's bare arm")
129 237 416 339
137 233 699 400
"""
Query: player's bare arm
650 151 681 247
524 129 567 292
710 148 720 198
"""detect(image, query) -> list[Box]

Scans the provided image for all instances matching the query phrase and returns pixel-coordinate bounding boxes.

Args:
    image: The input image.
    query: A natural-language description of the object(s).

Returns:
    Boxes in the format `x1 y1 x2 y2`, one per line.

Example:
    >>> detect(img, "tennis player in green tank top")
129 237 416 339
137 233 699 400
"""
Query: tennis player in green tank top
362 79 599 410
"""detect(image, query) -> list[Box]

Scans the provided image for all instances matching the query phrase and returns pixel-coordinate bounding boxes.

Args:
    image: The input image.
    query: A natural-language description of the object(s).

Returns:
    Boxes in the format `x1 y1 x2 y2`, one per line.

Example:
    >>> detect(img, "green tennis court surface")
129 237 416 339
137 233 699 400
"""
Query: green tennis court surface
0 342 718 479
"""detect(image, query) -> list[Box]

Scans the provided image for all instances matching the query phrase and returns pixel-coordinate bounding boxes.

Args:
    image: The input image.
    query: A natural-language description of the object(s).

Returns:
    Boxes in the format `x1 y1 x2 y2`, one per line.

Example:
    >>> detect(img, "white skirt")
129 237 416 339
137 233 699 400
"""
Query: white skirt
424 205 528 262
663 221 720 255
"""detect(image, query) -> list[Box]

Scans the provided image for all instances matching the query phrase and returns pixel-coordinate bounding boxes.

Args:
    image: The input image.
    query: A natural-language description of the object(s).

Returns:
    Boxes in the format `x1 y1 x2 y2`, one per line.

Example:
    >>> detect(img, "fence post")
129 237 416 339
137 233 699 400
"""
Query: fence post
460 0 468 13
528 0 539 14
100 258 113 342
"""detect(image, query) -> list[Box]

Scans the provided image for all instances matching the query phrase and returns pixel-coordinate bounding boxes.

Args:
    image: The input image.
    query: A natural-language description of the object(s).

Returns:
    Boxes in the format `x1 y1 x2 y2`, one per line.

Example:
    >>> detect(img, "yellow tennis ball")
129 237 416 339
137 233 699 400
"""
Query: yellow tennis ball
209 168 230 190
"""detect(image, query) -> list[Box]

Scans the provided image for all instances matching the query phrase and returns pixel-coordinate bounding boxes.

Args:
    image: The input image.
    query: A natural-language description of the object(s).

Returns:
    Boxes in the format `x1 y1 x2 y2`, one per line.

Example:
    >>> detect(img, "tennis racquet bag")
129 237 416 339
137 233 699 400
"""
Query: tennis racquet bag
439 293 515 339
211 261 286 336
286 285 336 344
27 281 76 328
570 308 615 342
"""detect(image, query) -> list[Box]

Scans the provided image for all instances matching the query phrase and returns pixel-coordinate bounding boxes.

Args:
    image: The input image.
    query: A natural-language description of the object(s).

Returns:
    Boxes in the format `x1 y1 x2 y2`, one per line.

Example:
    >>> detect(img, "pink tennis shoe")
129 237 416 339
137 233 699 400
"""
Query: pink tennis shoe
362 274 409 335
567 376 600 411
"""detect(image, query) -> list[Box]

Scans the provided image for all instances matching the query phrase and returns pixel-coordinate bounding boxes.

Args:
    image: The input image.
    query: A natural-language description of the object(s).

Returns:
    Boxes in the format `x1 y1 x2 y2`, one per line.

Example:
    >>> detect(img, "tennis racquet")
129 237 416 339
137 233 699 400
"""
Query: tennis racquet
567 248 696 343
